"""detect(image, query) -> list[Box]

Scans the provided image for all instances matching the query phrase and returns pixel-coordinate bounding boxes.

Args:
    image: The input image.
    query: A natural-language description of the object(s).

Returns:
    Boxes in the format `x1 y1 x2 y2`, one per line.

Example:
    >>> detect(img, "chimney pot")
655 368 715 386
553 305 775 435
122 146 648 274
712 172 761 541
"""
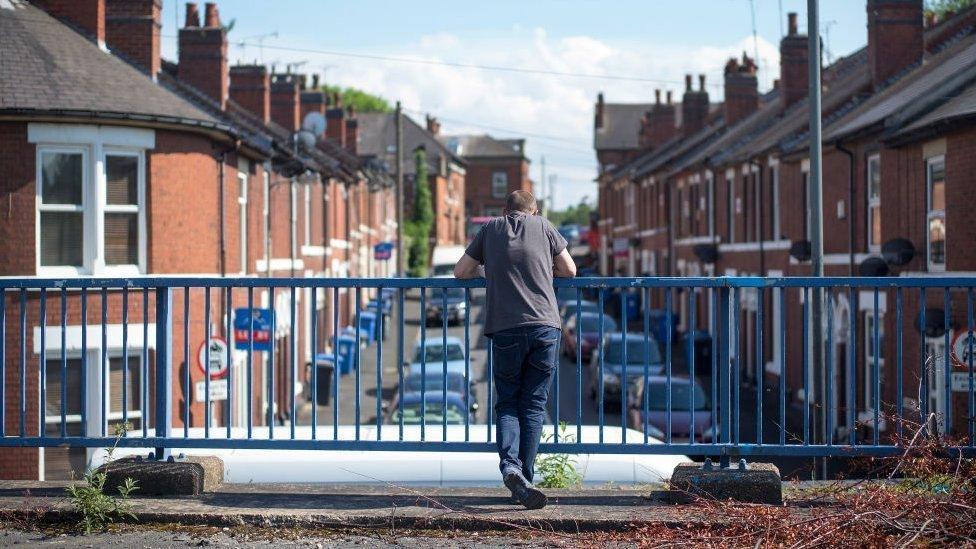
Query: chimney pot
655 89 661 104
204 2 220 27
698 74 706 91
788 12 798 35
666 90 673 104
685 74 692 91
185 2 199 27
312 74 320 89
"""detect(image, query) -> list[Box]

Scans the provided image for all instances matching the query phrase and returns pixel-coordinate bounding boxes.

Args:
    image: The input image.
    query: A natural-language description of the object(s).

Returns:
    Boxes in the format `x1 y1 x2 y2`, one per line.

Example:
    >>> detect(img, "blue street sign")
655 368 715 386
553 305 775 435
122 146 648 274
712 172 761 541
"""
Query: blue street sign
234 307 274 351
374 241 394 260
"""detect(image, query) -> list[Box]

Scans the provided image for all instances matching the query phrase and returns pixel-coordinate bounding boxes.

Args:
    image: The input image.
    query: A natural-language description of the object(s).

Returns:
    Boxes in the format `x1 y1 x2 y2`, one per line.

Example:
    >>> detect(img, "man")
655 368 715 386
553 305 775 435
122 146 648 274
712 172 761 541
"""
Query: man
454 190 577 509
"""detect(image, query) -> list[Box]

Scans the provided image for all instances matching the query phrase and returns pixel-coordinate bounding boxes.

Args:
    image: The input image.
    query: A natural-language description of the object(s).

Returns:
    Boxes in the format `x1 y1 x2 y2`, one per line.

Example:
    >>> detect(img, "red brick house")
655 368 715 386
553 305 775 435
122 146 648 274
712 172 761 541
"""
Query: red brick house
0 0 393 480
596 2 976 442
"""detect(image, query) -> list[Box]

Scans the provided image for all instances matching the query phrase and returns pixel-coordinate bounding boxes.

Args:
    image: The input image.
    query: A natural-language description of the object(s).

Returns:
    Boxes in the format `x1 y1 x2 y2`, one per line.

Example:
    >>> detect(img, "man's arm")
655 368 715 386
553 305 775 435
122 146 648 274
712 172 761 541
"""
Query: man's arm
553 248 577 278
454 253 482 279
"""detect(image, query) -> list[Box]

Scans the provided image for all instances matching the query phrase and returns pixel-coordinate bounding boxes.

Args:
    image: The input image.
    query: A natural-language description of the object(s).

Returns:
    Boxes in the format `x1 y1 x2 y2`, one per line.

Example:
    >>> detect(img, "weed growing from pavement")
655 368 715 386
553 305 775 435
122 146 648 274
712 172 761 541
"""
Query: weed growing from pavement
536 422 583 489
66 422 139 534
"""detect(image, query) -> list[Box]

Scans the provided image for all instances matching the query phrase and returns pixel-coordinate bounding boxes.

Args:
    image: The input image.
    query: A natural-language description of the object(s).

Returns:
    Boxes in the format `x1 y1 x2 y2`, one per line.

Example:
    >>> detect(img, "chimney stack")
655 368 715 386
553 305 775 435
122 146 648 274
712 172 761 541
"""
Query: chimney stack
325 92 346 147
345 106 359 155
595 92 606 130
105 0 161 77
779 12 809 109
640 89 677 150
178 2 229 108
425 115 441 136
230 65 271 123
299 81 327 134
35 0 105 45
723 52 759 126
270 73 300 132
681 74 709 137
868 0 923 90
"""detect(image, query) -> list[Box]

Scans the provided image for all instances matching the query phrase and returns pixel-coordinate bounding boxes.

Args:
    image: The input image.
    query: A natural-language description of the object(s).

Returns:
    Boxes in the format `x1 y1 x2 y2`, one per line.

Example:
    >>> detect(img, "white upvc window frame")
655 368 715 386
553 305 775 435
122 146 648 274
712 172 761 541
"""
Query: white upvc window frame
866 154 882 253
30 124 152 277
863 311 885 411
926 155 946 272
237 162 249 275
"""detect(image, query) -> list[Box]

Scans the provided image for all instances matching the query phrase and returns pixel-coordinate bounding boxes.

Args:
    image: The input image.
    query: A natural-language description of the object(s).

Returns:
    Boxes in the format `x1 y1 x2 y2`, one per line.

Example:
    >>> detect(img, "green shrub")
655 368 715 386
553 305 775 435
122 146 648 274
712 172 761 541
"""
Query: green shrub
536 422 583 489
66 423 138 533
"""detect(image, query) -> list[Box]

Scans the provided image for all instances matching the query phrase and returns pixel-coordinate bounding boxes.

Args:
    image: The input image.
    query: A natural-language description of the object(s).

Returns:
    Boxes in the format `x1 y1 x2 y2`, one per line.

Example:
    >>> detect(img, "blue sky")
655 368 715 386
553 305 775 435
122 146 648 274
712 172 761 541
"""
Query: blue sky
161 1 868 209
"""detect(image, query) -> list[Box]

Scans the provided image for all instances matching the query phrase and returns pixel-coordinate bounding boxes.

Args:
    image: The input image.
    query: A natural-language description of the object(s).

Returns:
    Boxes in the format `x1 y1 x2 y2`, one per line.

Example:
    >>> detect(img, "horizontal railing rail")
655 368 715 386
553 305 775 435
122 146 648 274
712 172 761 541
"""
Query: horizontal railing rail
1 276 974 464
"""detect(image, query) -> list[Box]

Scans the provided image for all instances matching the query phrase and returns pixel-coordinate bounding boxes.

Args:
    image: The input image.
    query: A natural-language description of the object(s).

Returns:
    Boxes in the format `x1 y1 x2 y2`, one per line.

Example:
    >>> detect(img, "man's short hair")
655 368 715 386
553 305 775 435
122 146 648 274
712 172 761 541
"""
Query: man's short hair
505 190 537 213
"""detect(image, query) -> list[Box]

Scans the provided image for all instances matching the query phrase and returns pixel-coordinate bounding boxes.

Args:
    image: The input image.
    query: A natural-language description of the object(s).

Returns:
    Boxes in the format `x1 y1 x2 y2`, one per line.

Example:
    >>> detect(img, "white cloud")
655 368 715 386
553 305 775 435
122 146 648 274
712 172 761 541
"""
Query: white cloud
232 30 782 210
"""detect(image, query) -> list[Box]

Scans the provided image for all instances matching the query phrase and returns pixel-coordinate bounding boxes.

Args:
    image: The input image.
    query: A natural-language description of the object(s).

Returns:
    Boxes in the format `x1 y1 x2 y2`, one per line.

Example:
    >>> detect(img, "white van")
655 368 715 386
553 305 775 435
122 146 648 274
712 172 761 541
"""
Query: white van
430 245 466 277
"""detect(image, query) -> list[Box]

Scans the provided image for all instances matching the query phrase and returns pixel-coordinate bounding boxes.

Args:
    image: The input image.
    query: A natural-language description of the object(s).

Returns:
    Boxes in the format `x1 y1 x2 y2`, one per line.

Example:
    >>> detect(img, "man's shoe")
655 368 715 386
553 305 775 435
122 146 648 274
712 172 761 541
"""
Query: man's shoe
503 471 547 510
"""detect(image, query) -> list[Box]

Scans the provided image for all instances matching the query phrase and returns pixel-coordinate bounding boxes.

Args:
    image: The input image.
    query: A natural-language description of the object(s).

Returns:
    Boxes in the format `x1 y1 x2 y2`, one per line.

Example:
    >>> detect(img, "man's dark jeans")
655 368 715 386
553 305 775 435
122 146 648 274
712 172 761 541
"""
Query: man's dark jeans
491 324 560 483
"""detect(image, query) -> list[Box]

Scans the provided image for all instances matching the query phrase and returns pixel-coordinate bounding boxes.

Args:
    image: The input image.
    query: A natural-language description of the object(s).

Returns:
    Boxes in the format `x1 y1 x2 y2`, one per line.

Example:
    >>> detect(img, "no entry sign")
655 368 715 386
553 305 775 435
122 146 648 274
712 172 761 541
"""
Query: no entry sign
197 337 229 379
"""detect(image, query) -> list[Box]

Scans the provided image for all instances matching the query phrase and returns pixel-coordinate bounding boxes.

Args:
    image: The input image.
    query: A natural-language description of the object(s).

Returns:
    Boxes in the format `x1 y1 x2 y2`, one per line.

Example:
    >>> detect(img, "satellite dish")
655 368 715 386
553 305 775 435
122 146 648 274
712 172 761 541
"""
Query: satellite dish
302 111 327 137
297 130 317 151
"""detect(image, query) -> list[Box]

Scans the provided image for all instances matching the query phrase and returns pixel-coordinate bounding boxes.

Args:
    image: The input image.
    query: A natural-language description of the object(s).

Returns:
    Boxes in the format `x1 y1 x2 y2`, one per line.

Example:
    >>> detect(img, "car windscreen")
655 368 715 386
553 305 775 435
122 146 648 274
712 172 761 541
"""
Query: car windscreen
413 344 465 363
578 315 617 333
404 375 466 394
605 338 662 364
645 382 709 410
431 264 454 276
397 403 465 424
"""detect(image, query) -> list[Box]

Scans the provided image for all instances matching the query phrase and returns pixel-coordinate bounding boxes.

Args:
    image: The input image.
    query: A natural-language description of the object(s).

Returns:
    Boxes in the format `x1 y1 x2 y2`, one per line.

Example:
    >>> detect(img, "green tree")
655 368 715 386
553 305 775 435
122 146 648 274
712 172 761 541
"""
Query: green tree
322 85 392 113
547 196 593 227
926 0 975 17
407 147 434 277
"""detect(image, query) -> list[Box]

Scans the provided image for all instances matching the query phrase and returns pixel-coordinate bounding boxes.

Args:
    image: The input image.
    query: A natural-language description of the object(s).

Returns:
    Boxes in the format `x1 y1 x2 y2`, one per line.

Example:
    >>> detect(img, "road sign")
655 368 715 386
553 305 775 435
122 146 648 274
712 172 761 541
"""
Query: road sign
196 337 229 379
374 241 394 260
234 308 274 351
194 378 228 401
951 330 976 368
951 372 974 392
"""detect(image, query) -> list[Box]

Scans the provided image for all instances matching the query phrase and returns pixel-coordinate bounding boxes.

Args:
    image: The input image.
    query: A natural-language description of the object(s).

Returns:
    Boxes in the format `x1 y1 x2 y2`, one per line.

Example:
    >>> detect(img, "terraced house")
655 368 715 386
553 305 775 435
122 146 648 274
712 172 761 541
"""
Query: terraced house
0 0 397 480
595 2 976 442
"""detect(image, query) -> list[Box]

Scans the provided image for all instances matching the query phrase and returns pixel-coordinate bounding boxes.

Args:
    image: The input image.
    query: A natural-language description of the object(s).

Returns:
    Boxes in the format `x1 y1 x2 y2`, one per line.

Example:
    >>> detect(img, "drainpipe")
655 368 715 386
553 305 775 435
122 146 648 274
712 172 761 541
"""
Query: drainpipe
748 159 766 275
665 180 674 276
835 143 856 277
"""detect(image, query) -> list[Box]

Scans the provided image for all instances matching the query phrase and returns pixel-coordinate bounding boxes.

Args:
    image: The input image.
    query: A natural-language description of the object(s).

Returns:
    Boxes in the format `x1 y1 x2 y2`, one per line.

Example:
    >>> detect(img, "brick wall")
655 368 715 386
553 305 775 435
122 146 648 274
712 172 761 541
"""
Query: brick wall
0 124 36 276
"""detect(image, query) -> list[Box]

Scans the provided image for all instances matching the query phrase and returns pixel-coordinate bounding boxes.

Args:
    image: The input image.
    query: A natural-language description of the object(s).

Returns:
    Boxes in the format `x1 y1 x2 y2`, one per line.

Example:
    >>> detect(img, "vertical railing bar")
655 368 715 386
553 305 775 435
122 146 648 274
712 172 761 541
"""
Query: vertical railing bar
714 288 721 446
376 286 384 441
825 288 833 447
269 286 277 440
144 287 150 439
464 288 471 441
442 287 448 442
664 288 672 444
122 287 129 427
59 288 67 439
182 287 189 439
397 288 404 440
849 286 857 446
598 289 606 443
896 287 904 442
354 287 362 441
225 287 233 439
288 286 296 439
39 290 46 438
19 289 27 438
310 286 317 440
0 289 5 438
641 287 649 444
967 287 974 447
779 287 786 447
920 288 928 423
732 287 740 445
754 287 760 446
802 286 810 446
100 288 107 438
204 286 211 438
247 287 254 439
874 287 881 444
943 287 952 435
79 288 87 438
333 286 340 440
577 288 584 444
620 289 627 444
153 287 173 460
553 287 563 444
689 288 697 444
419 287 426 442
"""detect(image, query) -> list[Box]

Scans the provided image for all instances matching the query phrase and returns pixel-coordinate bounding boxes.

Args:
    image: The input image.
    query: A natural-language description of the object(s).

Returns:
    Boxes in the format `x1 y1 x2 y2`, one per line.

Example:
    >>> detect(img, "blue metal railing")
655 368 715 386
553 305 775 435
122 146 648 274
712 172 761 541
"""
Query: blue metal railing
0 276 974 461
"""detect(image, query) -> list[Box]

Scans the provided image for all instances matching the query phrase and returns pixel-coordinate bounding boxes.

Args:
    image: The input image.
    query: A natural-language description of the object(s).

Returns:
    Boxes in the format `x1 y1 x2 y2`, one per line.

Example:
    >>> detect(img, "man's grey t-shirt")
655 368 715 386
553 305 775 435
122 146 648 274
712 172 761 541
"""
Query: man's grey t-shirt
464 211 568 336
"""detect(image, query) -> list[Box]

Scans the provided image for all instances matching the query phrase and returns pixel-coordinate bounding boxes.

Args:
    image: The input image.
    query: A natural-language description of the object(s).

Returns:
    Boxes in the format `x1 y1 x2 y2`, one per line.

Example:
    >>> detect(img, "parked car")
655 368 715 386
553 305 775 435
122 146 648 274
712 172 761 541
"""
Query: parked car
558 223 580 245
424 285 468 326
560 299 601 322
588 332 664 405
406 337 468 378
388 391 474 425
630 375 713 443
554 285 580 307
562 312 618 361
387 371 479 424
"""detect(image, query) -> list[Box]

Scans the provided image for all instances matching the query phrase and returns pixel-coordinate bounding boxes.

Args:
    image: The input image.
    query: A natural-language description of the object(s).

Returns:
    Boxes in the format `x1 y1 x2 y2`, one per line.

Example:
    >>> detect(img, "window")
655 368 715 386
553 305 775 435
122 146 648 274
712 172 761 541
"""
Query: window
491 171 508 198
926 156 946 270
726 177 735 243
38 150 86 268
238 168 248 274
863 313 885 413
770 166 780 240
31 125 150 276
625 184 636 226
866 155 881 252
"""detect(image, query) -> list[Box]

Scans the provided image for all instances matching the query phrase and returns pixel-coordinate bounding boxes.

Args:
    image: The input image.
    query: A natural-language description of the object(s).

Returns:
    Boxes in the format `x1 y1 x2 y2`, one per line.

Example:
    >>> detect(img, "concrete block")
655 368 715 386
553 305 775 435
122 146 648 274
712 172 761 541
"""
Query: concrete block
668 460 782 505
96 455 224 497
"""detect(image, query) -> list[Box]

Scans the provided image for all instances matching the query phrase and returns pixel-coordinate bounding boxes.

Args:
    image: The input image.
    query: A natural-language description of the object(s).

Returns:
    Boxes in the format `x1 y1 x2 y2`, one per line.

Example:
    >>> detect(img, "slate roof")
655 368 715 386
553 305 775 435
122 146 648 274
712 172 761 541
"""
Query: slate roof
0 0 219 129
357 112 463 176
439 134 525 158
593 103 653 150
895 78 976 139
